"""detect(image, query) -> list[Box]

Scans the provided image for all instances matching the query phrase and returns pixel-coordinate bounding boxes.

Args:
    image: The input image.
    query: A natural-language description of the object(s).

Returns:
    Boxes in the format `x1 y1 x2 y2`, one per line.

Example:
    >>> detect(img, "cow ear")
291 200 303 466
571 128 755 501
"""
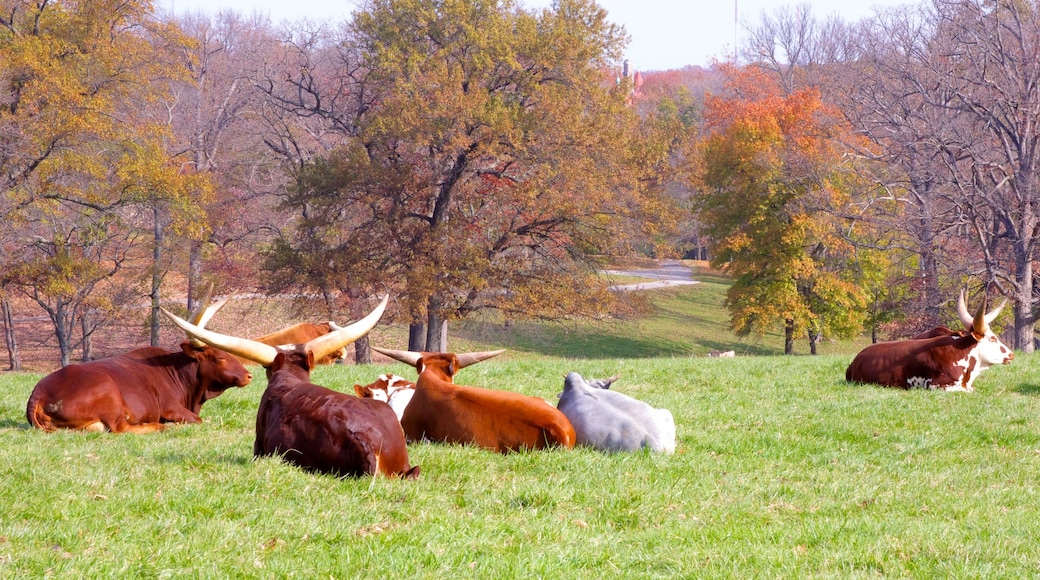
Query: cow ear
306 351 316 371
354 384 369 397
180 342 204 360
416 357 425 374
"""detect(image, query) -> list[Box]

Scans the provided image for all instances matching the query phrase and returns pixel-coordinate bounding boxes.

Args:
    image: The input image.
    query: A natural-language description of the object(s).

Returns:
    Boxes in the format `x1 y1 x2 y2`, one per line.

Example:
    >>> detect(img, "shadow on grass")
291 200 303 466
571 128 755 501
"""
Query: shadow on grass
0 417 29 429
1014 383 1040 395
153 452 252 466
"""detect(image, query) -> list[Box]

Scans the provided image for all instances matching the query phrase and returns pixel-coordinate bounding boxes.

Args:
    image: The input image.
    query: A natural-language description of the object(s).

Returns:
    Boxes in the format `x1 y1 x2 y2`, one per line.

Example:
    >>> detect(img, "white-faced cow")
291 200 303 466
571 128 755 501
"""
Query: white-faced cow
163 296 418 479
373 347 576 453
26 294 253 433
354 374 416 421
845 290 1014 392
557 372 676 454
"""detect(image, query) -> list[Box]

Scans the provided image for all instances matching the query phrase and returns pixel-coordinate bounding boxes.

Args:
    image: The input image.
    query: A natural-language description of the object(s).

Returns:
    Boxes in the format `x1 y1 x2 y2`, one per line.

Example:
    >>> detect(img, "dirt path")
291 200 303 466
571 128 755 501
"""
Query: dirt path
605 259 699 291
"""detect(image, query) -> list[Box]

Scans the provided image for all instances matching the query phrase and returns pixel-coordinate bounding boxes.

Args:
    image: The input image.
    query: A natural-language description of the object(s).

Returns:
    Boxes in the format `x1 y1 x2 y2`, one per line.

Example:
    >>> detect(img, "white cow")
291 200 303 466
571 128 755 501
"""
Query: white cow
556 372 676 454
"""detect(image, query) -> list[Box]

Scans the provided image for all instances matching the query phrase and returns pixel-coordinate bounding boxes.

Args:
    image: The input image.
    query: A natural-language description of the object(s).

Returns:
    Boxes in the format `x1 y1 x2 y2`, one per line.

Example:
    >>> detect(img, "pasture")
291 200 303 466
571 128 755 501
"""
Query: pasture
2 278 1040 577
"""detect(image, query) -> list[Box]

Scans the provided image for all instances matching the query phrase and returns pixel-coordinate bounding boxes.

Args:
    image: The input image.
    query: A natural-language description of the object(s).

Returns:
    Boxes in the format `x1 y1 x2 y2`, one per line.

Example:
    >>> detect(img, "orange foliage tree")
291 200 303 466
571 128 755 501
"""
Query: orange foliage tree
691 66 868 354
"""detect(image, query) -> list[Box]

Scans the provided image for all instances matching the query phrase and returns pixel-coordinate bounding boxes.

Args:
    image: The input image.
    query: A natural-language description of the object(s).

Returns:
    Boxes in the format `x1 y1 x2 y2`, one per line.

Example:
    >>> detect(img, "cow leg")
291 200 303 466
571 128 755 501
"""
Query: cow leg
157 407 202 424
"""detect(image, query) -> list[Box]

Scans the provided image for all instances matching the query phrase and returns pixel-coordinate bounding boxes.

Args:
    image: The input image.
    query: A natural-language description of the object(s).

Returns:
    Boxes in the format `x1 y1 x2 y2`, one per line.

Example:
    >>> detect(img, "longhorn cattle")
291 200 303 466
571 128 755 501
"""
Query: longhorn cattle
373 347 575 453
26 294 253 433
163 297 418 479
845 290 1014 391
557 372 676 454
240 322 347 365
354 374 415 421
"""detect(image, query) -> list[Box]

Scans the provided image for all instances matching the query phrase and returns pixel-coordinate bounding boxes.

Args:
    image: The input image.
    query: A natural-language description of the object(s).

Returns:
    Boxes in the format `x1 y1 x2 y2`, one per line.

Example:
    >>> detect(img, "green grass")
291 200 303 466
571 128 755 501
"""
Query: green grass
0 279 1035 577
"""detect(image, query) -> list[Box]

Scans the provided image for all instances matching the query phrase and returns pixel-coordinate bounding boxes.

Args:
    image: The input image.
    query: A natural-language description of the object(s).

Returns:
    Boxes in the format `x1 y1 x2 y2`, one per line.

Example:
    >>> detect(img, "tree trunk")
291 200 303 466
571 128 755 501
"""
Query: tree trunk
425 295 447 352
187 240 204 317
1014 244 1035 352
808 329 820 355
2 298 21 371
80 311 93 363
354 335 371 364
409 322 425 351
784 318 795 355
150 205 165 347
55 302 72 368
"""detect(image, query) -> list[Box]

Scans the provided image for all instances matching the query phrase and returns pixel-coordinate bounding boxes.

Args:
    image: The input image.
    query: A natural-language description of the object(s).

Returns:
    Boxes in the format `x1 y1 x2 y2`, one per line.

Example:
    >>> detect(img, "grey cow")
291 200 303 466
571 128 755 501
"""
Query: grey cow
557 372 676 454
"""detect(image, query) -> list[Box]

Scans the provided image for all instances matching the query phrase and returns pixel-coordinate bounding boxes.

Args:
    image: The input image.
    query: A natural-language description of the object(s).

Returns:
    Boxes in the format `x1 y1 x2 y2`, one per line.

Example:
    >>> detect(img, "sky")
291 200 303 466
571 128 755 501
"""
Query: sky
165 0 913 71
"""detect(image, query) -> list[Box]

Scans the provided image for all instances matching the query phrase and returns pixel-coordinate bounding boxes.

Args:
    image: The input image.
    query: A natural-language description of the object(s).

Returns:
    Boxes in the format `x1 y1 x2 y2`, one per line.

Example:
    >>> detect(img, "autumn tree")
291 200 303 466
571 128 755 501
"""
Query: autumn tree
264 0 676 352
691 66 867 354
0 0 204 365
162 11 284 329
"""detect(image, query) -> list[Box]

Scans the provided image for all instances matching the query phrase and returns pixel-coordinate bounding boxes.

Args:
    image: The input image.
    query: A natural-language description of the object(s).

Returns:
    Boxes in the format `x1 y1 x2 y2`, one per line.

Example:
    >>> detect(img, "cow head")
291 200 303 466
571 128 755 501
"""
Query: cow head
180 341 253 400
354 374 413 401
372 347 505 380
957 289 1014 367
161 296 388 378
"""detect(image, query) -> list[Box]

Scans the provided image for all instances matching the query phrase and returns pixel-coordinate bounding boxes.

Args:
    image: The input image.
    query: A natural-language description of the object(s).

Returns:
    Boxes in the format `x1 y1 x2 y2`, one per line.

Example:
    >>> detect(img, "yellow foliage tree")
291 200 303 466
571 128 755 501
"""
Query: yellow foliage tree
0 0 207 365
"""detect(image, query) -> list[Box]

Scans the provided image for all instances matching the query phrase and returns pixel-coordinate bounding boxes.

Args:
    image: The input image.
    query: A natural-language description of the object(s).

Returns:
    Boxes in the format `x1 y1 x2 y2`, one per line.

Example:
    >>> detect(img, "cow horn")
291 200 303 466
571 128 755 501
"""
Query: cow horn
972 292 988 336
303 295 389 363
956 288 973 329
160 307 280 366
984 299 1007 326
187 282 215 326
195 296 230 330
372 347 422 367
455 349 506 369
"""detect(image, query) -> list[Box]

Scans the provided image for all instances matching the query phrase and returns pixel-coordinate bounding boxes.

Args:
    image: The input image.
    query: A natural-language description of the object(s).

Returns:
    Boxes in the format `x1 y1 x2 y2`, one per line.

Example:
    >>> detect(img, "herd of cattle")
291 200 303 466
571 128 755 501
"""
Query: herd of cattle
23 288 1015 479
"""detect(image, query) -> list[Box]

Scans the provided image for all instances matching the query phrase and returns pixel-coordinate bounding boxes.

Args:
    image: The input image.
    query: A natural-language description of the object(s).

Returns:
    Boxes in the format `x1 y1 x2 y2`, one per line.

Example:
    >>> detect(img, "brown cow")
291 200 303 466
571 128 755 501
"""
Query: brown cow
246 322 347 365
373 347 576 453
26 296 252 433
163 296 418 479
846 290 1014 391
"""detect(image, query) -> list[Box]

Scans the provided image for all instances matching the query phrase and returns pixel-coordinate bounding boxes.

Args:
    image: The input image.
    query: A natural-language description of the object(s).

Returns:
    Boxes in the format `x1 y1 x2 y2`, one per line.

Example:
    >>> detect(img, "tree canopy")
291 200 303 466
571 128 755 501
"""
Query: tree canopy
691 66 867 354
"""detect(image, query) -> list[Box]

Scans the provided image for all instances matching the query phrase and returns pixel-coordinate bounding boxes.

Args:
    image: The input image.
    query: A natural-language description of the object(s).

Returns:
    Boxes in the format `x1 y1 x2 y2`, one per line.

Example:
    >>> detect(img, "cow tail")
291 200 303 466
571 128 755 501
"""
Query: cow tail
26 393 52 431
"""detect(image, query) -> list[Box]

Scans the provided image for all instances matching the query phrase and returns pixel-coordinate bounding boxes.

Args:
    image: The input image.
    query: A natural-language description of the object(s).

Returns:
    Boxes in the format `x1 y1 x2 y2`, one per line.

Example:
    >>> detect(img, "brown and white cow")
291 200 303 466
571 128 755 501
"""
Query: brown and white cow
163 297 418 479
845 290 1014 392
26 295 253 433
373 347 576 453
354 374 416 421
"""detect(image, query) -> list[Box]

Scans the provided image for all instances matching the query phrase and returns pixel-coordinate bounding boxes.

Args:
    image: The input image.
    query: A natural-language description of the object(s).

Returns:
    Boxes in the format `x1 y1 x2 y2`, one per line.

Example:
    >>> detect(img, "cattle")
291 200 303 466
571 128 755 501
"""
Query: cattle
373 347 576 453
163 296 418 479
26 295 253 433
845 290 1014 391
556 372 676 454
354 374 416 421
245 321 348 365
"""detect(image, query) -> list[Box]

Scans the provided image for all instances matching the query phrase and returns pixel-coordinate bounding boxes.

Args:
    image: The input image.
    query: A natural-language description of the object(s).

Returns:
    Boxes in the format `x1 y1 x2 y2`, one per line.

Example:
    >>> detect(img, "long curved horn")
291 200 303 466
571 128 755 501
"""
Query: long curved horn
957 288 973 329
984 299 1007 326
161 307 280 366
455 349 506 369
372 347 422 368
195 296 230 330
188 282 215 325
304 295 389 363
972 292 989 335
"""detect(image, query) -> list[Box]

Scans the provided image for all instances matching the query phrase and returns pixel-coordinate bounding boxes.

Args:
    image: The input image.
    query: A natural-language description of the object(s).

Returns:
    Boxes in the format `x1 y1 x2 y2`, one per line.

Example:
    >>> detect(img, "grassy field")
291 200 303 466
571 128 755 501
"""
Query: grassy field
1 273 1038 577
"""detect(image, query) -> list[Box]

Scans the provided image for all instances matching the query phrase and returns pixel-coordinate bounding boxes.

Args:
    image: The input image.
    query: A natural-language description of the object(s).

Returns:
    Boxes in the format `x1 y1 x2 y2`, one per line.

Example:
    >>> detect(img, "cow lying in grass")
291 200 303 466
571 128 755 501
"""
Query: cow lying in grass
27 292 252 433
556 372 676 453
163 296 418 479
845 289 1014 391
374 347 575 453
